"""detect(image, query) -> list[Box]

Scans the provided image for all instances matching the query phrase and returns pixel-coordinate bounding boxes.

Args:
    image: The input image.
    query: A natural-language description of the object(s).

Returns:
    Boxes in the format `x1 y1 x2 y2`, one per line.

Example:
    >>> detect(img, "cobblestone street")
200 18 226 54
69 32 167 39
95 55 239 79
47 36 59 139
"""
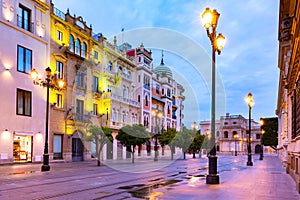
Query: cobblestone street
0 154 299 199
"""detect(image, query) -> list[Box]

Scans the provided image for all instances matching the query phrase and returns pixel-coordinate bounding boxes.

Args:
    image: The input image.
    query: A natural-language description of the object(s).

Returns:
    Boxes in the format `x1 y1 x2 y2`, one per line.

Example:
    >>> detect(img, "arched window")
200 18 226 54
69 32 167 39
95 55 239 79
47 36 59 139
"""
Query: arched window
69 35 75 52
145 95 148 106
81 42 87 58
224 131 228 138
232 131 238 138
108 61 112 71
75 38 81 55
112 109 116 121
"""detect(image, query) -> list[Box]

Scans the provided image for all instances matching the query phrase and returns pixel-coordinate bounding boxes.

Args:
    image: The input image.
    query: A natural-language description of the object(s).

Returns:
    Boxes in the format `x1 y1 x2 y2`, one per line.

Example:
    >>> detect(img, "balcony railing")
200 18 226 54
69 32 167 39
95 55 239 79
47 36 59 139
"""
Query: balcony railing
74 113 91 123
53 7 65 20
102 93 140 107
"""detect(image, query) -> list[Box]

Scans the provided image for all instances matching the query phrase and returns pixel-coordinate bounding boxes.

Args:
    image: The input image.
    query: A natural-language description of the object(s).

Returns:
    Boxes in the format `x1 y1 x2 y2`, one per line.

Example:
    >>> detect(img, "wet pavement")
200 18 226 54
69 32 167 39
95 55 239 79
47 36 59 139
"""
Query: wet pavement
0 154 299 199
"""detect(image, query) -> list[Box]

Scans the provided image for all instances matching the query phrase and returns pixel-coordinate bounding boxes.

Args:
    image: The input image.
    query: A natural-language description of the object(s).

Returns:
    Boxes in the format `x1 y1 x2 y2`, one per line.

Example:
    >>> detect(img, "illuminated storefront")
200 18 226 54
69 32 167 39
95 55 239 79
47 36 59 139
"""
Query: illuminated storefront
13 134 32 163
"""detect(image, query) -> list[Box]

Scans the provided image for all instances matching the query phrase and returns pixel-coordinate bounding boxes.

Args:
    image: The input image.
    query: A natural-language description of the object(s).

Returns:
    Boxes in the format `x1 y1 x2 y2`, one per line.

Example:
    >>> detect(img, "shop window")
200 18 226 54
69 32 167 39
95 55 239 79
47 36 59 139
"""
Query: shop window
53 135 63 160
17 89 31 116
17 45 32 73
18 4 31 32
13 135 32 162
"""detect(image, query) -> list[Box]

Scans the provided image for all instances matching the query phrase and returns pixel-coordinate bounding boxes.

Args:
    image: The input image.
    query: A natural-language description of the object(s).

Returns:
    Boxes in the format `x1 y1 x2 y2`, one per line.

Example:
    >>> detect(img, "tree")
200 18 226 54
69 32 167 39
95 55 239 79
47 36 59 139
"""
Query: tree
261 117 278 150
83 125 113 166
173 127 195 159
188 131 205 158
116 124 150 163
158 128 177 160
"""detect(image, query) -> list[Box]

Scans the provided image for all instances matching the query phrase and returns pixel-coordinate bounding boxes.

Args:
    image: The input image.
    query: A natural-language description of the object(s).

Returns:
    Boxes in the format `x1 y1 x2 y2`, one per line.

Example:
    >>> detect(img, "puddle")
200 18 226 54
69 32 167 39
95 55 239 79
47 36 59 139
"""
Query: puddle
168 174 178 177
193 174 205 177
118 184 146 190
148 177 164 182
9 171 35 175
129 180 182 198
95 191 110 195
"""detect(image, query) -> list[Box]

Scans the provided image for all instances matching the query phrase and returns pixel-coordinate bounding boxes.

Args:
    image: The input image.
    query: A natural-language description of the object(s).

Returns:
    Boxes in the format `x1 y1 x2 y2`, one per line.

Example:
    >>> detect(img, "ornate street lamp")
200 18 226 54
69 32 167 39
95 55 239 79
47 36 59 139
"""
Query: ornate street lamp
191 121 198 131
151 109 163 161
201 7 226 184
234 134 239 156
30 67 65 171
259 118 265 160
245 92 254 166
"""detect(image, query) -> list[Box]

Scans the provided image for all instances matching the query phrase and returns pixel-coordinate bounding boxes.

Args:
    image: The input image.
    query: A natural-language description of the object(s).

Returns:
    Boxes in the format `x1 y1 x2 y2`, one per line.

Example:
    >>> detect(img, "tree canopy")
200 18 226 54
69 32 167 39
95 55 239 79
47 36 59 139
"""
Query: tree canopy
261 117 278 149
116 124 150 163
83 125 113 166
158 128 177 160
172 127 195 159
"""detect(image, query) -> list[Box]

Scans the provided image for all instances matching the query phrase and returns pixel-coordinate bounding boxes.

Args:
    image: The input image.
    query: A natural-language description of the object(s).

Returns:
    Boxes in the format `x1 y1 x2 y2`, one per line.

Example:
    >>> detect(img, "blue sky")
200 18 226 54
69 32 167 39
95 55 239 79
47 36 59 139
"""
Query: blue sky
52 0 279 127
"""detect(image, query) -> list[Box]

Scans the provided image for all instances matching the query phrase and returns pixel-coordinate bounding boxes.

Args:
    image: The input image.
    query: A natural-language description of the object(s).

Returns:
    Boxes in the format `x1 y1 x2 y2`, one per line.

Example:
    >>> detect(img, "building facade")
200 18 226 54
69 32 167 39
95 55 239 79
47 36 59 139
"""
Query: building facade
200 113 261 155
0 1 185 165
0 0 51 164
277 0 300 192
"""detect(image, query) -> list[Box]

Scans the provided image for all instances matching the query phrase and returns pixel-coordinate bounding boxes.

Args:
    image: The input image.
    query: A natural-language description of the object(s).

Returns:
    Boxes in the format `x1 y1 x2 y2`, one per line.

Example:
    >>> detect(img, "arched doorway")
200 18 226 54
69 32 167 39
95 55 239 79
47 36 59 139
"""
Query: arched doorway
72 132 84 161
255 145 261 154
106 140 113 160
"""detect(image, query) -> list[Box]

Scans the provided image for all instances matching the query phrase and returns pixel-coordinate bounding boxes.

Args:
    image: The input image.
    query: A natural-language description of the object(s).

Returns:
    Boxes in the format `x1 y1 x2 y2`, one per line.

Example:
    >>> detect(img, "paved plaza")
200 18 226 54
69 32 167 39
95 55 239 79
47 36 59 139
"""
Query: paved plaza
0 154 299 199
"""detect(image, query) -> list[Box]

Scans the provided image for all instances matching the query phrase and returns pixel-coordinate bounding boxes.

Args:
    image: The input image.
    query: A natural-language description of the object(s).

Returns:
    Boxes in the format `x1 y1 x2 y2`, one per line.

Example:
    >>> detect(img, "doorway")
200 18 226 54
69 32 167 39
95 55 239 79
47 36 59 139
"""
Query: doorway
13 135 32 163
72 137 83 161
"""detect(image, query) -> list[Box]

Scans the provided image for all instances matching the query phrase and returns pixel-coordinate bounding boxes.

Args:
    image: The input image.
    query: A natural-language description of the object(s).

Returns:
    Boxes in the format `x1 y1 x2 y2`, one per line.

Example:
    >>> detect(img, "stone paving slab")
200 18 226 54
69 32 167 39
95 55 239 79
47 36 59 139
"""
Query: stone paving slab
0 154 299 199
158 155 300 200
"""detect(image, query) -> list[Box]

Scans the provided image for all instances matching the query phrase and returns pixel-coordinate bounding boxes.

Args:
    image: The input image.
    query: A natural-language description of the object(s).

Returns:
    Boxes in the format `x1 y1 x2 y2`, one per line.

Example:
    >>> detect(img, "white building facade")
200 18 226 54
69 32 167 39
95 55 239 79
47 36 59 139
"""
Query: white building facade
0 0 51 164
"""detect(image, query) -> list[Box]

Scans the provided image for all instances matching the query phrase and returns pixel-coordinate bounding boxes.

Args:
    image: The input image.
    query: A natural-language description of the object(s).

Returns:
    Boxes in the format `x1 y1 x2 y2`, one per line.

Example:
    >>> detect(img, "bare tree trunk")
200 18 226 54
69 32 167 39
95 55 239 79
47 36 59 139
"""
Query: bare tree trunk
183 151 186 159
171 146 174 160
132 145 135 164
96 141 103 166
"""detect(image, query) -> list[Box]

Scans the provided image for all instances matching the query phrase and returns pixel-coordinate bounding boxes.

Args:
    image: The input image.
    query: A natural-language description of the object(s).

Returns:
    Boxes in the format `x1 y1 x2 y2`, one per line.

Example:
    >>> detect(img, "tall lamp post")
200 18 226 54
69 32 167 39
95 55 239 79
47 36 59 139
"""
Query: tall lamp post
191 122 198 158
201 8 226 184
30 67 65 171
259 118 264 160
245 93 254 166
234 134 238 156
151 109 163 161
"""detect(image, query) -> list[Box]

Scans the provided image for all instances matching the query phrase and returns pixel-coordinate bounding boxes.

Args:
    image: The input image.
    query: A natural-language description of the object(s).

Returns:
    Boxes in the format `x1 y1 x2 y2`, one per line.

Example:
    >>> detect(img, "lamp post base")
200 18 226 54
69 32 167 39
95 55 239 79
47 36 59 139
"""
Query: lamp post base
259 154 263 160
154 150 158 161
41 165 50 172
206 155 219 184
41 154 50 172
206 174 219 184
247 154 253 166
